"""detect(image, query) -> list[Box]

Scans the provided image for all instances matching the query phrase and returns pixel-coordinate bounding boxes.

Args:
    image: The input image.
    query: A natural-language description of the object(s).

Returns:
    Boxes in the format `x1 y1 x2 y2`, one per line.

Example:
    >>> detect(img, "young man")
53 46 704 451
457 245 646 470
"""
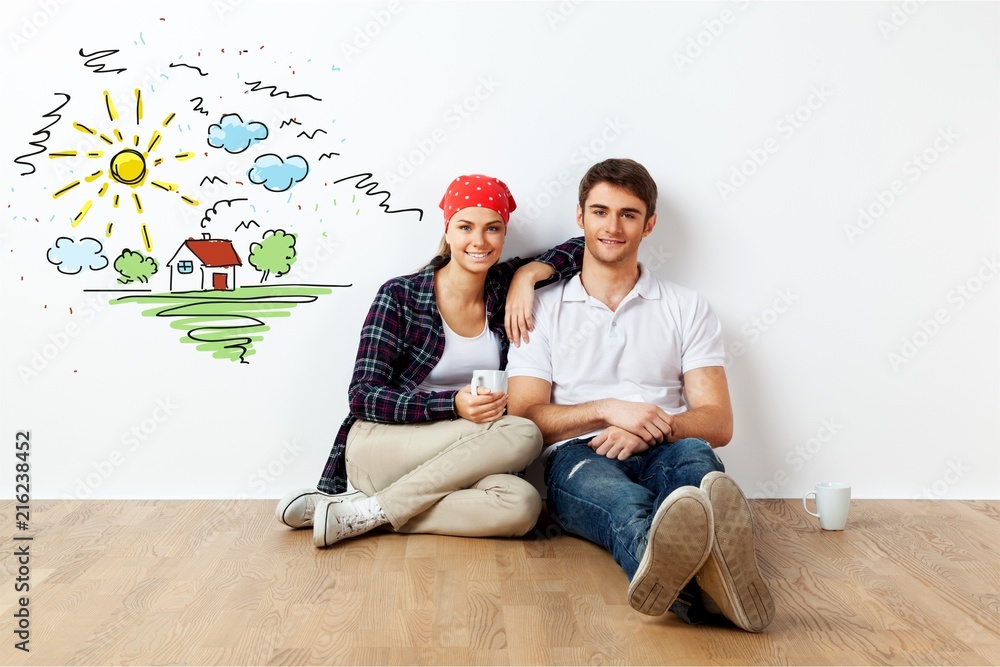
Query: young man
507 159 775 632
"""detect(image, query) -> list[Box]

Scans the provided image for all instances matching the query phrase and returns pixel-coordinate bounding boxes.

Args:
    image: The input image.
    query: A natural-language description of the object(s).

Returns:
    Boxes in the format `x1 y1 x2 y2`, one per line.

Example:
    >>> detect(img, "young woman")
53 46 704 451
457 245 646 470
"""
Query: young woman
275 174 584 547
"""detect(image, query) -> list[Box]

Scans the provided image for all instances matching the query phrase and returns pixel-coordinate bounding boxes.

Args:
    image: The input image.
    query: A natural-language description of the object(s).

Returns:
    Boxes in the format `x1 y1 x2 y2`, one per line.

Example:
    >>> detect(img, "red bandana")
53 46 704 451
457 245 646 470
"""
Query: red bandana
439 174 517 232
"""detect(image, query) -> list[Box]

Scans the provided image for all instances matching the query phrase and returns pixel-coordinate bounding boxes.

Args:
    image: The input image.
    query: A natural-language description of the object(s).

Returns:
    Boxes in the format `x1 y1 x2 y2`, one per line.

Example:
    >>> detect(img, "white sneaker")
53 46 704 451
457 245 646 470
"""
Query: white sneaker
313 495 389 548
627 486 714 615
274 488 363 529
696 472 775 632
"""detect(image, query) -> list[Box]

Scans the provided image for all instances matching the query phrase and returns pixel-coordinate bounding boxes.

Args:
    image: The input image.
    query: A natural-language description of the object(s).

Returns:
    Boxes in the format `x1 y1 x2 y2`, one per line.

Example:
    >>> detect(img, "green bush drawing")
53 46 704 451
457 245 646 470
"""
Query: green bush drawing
248 229 297 283
114 249 159 284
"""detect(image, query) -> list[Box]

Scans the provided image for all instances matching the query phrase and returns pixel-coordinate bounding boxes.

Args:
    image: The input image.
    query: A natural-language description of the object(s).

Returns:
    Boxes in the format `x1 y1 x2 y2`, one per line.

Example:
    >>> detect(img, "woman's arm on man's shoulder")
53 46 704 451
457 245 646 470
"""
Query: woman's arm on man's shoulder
503 236 585 344
494 236 585 284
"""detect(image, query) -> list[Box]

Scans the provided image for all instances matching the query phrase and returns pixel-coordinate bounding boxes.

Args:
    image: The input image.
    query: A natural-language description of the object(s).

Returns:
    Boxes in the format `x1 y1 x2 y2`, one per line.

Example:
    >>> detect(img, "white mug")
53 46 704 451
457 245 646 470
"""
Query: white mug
471 370 508 396
803 482 851 531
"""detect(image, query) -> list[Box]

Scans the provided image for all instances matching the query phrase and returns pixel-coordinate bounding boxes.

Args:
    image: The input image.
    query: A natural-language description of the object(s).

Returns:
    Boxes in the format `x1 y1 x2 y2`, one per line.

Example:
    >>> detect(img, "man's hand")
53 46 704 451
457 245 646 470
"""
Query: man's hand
455 385 507 423
589 425 651 460
600 399 674 444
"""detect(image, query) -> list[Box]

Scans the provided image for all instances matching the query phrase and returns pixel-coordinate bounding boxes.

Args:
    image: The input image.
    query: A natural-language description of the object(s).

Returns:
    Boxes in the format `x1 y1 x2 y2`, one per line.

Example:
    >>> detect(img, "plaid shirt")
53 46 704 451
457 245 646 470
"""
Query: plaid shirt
317 237 585 493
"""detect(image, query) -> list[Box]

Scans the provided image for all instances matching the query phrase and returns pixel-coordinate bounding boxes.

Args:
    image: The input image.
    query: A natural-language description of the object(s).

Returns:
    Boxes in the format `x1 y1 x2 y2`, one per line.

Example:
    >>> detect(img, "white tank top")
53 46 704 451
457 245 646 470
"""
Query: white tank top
417 318 501 392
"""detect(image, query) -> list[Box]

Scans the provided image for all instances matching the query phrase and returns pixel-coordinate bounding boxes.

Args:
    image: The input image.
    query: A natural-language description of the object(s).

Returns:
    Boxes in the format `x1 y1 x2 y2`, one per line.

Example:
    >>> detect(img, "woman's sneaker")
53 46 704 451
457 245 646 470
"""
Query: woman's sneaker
313 495 389 548
274 488 364 528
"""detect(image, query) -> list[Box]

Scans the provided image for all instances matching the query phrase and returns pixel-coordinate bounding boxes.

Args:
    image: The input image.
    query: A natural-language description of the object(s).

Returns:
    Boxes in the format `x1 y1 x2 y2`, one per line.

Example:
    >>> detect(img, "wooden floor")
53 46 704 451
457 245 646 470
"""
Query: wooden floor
2 498 999 666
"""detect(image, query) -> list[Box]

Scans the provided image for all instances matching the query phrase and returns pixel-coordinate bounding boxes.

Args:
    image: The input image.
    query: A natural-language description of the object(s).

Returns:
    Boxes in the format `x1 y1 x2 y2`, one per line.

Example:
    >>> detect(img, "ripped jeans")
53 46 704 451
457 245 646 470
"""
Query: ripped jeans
544 437 724 620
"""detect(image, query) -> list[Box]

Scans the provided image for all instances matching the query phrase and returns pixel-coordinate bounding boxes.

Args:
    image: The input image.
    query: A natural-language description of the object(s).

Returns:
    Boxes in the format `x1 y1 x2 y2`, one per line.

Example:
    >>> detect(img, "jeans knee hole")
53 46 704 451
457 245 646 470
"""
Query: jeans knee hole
567 459 589 480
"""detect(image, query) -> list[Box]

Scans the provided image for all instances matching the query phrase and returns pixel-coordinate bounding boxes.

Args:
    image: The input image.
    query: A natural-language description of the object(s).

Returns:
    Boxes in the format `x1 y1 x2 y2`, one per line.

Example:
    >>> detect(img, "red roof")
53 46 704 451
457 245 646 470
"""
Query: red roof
184 239 242 267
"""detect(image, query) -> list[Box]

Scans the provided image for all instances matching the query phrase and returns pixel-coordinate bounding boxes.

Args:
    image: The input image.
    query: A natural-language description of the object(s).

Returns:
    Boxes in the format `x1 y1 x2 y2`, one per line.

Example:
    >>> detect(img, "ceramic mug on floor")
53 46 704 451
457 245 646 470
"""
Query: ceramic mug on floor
471 370 508 396
803 482 851 530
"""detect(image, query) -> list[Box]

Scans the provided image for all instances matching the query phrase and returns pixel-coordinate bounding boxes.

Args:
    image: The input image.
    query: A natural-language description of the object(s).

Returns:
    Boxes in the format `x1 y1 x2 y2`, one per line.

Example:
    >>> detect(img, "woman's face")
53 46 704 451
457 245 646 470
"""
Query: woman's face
445 206 506 273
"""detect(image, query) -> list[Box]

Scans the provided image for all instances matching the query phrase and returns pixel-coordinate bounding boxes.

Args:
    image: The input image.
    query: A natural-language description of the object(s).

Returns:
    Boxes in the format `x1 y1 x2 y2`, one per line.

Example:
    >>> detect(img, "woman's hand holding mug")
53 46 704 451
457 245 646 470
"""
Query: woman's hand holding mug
455 371 509 423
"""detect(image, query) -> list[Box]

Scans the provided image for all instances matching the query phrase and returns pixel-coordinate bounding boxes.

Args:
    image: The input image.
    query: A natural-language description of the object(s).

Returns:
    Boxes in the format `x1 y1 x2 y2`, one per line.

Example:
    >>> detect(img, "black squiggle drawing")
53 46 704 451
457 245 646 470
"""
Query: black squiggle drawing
318 152 341 161
244 80 322 102
333 173 424 220
190 97 210 116
297 129 328 139
14 93 71 176
169 62 208 76
79 48 127 74
279 119 301 128
201 197 249 228
199 176 229 186
235 219 260 232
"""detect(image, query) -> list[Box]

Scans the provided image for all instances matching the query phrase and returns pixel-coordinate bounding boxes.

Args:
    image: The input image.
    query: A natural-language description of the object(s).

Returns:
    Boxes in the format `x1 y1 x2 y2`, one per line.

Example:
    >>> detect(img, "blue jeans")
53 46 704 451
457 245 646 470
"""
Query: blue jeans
544 437 724 621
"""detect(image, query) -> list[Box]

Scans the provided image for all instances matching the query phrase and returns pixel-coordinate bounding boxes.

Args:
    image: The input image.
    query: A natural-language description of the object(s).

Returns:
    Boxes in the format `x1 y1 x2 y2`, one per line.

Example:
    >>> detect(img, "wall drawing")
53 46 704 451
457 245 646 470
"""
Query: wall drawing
12 30 425 364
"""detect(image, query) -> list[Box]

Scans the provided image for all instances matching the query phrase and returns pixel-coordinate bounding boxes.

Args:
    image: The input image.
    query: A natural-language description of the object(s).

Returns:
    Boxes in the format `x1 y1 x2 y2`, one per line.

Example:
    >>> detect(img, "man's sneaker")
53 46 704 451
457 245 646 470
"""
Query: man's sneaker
696 471 776 632
313 495 389 548
627 486 714 616
274 488 363 529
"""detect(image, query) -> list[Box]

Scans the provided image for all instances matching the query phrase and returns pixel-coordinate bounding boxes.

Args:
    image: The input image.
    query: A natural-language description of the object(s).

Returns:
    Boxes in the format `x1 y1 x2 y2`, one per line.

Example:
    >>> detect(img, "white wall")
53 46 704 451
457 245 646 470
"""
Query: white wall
1 0 997 500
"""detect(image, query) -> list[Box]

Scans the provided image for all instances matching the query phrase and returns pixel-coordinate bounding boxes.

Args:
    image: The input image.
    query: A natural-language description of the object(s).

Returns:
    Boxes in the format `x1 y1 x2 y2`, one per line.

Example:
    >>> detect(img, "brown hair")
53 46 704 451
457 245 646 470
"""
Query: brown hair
578 159 657 219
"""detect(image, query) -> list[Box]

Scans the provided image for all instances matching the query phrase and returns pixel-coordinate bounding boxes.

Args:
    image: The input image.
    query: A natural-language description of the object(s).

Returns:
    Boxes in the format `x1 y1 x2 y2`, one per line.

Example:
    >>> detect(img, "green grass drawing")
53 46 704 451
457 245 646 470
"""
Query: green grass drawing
112 284 339 363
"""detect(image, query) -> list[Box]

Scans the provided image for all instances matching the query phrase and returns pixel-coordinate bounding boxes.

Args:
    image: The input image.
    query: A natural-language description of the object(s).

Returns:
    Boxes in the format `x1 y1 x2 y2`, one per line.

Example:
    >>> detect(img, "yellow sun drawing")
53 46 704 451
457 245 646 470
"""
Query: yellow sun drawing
48 89 198 253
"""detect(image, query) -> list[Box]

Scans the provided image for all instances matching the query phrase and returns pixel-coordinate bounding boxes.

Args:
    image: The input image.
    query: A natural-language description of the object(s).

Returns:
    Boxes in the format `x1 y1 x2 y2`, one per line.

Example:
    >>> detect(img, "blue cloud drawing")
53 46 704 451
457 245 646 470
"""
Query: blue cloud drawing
207 113 268 154
47 237 109 275
247 154 309 192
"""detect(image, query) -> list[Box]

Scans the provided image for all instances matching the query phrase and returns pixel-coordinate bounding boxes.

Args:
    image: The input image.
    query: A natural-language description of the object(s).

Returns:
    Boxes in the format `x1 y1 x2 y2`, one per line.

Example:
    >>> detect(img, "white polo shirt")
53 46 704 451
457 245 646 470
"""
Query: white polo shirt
507 263 725 448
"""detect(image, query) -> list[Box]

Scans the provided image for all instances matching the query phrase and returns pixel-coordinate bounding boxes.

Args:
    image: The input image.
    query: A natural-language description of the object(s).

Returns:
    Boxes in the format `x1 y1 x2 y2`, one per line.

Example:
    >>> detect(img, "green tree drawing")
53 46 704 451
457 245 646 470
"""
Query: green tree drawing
248 229 297 283
114 249 159 284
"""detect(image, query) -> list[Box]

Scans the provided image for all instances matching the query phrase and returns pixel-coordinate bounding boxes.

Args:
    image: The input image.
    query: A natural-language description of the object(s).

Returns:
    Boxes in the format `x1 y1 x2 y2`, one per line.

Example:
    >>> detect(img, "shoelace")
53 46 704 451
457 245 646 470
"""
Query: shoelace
306 492 355 523
336 511 383 539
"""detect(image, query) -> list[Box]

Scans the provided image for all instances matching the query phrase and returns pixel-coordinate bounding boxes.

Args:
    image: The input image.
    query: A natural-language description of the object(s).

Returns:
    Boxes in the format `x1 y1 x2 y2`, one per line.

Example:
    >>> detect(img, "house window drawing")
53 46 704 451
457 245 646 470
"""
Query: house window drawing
166 233 242 291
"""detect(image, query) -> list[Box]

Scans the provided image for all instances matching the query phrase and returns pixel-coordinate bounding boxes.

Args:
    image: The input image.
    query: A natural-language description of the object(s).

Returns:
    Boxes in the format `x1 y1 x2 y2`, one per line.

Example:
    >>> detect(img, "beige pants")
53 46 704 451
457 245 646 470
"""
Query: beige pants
345 415 543 537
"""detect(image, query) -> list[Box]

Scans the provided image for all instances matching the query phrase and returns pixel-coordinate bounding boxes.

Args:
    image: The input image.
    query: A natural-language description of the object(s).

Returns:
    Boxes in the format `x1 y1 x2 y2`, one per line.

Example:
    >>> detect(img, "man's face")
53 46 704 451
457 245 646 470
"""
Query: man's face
577 182 656 266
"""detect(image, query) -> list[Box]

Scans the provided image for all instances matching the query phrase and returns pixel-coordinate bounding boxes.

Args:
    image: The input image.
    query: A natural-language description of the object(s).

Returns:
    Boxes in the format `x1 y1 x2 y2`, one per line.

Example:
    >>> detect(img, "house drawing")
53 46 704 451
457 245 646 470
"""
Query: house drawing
166 233 243 291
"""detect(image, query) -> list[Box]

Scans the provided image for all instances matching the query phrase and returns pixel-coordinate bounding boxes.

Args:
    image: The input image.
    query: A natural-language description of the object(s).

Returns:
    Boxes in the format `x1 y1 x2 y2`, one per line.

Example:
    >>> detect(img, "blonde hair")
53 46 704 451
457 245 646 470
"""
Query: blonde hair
421 234 450 271
433 234 449 259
